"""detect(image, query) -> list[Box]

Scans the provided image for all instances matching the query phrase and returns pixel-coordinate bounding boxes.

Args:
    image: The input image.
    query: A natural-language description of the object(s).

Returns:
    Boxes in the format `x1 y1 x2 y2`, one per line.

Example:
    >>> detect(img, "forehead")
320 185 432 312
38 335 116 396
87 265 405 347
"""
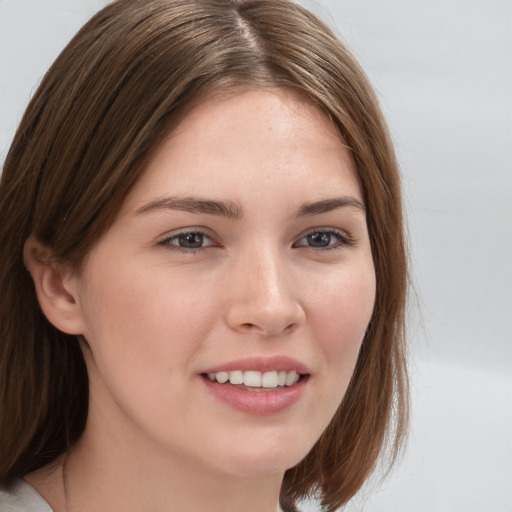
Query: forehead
123 87 361 213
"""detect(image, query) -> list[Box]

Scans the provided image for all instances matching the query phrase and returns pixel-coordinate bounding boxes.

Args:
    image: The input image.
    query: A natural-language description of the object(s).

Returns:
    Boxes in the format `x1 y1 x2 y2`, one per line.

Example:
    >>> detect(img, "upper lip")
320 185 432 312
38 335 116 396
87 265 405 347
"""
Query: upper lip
201 355 310 375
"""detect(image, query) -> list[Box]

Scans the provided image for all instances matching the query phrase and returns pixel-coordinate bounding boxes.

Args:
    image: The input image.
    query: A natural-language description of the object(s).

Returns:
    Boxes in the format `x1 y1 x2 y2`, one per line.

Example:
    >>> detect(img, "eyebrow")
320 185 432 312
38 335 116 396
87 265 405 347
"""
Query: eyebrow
135 195 365 219
136 196 243 219
294 197 365 216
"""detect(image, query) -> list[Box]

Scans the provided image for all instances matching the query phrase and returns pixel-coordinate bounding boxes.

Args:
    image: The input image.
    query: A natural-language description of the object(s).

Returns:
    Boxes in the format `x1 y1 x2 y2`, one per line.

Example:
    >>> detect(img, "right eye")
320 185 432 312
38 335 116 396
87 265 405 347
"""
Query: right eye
159 230 217 253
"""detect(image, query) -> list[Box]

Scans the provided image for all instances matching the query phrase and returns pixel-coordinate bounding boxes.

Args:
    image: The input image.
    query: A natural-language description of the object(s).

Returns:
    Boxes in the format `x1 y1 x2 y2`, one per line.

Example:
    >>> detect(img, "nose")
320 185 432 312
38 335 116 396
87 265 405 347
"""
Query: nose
224 247 305 337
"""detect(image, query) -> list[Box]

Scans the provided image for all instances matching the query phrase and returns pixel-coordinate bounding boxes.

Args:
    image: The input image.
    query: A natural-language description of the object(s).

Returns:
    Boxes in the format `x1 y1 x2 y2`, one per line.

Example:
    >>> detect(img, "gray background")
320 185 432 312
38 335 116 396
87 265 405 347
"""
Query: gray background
1 1 511 510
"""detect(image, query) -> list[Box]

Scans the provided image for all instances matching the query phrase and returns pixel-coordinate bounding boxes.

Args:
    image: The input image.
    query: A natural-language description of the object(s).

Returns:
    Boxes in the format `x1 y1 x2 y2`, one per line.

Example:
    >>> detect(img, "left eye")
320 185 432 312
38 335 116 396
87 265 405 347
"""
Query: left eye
161 231 215 251
294 230 352 249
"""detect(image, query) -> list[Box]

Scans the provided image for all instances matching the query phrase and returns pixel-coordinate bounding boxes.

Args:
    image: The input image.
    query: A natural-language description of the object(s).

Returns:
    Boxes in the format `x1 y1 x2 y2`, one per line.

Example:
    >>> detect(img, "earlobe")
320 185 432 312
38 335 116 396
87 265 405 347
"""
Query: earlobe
23 234 86 335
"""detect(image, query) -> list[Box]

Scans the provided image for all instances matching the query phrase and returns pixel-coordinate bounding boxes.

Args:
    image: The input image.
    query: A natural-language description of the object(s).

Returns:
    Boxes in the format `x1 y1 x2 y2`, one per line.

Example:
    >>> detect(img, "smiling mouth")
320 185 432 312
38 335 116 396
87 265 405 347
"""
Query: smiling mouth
202 370 305 390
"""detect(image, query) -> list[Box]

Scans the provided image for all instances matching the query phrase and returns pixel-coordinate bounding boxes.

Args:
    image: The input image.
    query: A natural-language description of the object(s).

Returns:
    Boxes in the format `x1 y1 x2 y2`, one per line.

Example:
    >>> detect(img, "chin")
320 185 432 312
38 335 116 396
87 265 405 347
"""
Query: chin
209 431 315 478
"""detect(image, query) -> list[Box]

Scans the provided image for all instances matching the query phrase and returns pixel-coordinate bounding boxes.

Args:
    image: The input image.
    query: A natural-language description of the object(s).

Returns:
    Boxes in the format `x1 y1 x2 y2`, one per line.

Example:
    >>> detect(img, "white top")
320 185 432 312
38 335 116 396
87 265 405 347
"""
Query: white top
0 479 53 511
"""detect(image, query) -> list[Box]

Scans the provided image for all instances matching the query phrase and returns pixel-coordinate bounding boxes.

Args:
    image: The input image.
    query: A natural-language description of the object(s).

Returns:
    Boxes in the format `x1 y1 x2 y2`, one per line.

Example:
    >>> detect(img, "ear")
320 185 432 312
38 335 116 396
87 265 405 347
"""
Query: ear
23 234 86 335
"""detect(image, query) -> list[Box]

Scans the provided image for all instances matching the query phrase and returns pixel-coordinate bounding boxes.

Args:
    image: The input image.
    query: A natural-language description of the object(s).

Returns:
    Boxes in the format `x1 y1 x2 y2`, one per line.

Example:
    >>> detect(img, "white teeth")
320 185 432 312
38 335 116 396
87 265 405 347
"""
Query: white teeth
208 370 302 388
261 371 278 388
285 371 299 386
243 371 262 387
229 370 244 385
216 371 229 384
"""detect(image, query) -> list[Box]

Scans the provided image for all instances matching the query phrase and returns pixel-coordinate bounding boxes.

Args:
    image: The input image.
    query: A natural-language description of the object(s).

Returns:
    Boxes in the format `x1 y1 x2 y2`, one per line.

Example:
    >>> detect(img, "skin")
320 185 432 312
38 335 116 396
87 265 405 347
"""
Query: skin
25 88 376 512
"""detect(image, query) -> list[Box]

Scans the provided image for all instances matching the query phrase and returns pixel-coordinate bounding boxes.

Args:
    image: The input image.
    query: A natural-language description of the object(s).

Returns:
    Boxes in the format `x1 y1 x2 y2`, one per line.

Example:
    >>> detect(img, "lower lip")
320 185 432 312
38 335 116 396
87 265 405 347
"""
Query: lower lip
201 376 308 415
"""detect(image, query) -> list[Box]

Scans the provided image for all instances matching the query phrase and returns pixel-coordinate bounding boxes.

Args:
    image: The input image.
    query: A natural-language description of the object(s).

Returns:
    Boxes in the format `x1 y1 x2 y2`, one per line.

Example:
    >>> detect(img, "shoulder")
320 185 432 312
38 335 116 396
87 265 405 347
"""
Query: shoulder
0 479 53 512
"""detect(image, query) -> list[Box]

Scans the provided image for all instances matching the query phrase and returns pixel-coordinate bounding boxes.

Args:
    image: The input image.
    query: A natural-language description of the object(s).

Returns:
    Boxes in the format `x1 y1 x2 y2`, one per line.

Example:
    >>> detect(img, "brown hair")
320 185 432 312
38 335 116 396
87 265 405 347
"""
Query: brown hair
0 1 408 509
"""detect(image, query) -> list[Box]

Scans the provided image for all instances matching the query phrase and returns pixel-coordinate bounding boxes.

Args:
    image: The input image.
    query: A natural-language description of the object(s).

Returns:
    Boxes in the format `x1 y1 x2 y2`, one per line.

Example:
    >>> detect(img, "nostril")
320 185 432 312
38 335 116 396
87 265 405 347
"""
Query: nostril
239 321 298 336
284 322 297 333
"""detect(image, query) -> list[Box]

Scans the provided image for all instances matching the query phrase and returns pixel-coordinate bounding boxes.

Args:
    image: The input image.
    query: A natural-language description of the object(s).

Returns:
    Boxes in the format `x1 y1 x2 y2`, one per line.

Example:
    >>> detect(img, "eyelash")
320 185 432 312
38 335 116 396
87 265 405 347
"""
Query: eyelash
159 230 217 254
293 229 355 252
158 228 355 254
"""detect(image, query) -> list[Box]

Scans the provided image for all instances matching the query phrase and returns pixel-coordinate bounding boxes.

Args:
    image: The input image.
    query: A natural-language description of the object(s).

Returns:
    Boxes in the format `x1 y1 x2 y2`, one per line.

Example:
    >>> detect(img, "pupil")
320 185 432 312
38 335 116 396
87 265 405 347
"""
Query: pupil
308 232 330 247
179 232 203 248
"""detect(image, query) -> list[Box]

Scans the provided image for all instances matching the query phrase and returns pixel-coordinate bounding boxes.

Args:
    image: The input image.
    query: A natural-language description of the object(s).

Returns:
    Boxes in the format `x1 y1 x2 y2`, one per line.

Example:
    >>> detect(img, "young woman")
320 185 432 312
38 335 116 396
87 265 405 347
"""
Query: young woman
0 1 408 511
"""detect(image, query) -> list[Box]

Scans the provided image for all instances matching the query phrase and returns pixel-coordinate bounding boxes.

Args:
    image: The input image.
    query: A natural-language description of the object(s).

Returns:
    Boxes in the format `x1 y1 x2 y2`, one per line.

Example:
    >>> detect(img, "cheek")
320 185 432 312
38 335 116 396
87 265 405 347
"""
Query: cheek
78 260 221 369
76 262 223 427
311 261 376 340
309 262 376 383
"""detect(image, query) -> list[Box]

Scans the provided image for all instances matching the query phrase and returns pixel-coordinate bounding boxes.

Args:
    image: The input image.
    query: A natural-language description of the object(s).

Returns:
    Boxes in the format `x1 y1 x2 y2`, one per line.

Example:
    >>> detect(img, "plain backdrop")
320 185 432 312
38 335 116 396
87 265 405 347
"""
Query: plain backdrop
1 1 511 511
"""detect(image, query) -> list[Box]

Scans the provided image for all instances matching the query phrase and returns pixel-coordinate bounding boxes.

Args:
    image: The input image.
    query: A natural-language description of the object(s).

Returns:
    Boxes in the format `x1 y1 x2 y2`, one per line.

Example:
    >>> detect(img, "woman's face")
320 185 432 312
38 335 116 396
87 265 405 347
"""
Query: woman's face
72 88 375 477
